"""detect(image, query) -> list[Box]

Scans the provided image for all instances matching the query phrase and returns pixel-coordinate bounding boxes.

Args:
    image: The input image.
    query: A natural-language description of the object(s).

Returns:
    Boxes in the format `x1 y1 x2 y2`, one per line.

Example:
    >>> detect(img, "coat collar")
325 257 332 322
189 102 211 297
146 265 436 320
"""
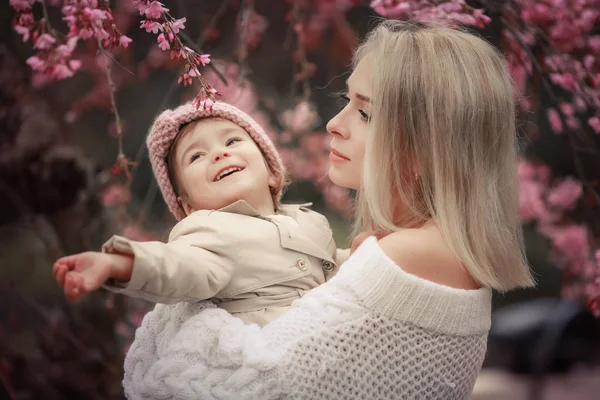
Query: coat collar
216 200 262 217
216 200 314 218
215 200 334 263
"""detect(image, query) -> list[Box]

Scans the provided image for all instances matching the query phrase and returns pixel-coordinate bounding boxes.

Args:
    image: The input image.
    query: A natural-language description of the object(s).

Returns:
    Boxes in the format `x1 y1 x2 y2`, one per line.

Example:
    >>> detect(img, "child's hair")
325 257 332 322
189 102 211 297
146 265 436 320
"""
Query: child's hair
147 102 288 220
353 20 535 291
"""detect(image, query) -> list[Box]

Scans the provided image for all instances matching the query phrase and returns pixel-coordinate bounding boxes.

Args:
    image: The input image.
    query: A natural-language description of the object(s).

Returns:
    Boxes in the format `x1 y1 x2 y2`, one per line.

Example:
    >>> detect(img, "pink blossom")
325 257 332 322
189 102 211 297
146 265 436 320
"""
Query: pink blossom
78 28 93 40
551 225 590 270
509 62 527 92
33 33 56 50
202 98 215 111
101 184 131 207
518 158 537 180
140 19 163 34
68 59 81 71
157 33 170 50
589 116 600 133
26 55 44 70
14 25 30 42
519 180 548 222
17 11 34 26
171 18 186 34
550 73 579 92
547 177 583 210
9 0 35 11
199 54 211 66
559 102 575 116
547 107 563 133
371 0 411 18
142 1 169 19
52 64 75 79
280 101 321 133
60 36 79 55
119 35 132 48
583 55 596 69
472 9 491 27
450 13 477 27
589 36 600 53
536 163 553 184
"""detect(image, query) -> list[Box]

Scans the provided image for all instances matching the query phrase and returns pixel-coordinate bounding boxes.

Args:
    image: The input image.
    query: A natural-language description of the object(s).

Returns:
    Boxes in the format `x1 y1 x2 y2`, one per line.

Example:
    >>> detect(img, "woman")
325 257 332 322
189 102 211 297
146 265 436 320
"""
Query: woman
123 20 534 399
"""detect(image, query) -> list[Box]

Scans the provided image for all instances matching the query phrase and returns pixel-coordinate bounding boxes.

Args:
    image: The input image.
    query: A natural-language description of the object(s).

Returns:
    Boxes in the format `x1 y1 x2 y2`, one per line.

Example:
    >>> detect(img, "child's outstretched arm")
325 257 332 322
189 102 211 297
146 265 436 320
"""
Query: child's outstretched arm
53 251 133 301
99 211 237 304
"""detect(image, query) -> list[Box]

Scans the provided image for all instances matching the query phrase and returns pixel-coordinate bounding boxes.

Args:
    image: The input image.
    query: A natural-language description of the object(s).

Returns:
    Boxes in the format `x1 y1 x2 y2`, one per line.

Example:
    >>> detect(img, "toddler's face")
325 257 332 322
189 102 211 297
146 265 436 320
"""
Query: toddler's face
173 119 276 215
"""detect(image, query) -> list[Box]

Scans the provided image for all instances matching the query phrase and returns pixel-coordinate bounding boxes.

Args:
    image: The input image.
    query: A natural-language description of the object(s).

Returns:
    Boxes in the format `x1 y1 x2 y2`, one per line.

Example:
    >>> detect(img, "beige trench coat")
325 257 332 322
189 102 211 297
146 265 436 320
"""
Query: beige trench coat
102 200 350 326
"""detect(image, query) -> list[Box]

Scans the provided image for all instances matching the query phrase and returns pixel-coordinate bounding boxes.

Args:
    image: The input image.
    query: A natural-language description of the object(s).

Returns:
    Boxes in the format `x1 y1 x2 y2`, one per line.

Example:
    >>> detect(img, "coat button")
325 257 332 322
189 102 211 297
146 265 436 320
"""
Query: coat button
321 260 334 271
296 258 308 271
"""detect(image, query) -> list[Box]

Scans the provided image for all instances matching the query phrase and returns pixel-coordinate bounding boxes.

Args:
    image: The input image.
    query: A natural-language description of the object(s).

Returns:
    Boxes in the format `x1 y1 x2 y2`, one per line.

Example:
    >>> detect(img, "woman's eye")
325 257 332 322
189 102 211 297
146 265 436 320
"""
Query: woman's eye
359 110 371 122
338 93 350 106
338 93 370 122
226 138 241 146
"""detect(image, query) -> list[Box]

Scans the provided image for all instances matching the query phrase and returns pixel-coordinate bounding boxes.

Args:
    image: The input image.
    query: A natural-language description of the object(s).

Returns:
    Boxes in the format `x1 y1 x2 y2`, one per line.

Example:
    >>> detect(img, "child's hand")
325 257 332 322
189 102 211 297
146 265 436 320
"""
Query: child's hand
53 252 133 301
350 231 385 254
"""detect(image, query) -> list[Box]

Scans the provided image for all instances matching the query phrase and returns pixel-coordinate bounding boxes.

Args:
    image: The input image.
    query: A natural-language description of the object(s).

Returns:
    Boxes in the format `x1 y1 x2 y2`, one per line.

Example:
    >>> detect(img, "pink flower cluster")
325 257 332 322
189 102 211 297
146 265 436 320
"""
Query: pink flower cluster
519 157 599 313
133 0 218 109
508 0 600 134
11 0 132 83
370 0 491 28
62 0 132 49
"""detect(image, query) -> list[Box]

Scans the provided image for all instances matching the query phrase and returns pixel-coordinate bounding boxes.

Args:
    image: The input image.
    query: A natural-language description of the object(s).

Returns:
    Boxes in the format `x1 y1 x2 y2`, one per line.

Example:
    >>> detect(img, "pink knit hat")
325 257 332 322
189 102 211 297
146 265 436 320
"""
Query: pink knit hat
146 101 286 220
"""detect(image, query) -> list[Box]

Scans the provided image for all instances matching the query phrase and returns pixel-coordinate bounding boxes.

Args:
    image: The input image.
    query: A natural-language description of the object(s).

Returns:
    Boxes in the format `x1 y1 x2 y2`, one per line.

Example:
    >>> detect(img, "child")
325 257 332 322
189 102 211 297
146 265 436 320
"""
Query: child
53 101 348 326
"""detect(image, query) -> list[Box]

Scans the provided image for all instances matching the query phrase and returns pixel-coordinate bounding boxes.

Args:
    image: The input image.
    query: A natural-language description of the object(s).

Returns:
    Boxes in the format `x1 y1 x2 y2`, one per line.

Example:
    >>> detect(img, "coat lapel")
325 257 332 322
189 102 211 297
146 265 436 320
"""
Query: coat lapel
274 203 335 263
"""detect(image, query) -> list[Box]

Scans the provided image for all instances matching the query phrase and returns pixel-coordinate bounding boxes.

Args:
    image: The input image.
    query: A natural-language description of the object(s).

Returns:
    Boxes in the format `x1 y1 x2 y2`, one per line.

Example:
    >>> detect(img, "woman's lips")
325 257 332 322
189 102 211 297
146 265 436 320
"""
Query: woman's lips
329 148 350 162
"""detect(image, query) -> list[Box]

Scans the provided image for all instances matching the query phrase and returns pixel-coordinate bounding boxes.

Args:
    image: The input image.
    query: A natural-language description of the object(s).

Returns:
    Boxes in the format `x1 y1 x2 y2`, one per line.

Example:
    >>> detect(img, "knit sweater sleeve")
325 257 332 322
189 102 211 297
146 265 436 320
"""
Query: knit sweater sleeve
123 237 492 400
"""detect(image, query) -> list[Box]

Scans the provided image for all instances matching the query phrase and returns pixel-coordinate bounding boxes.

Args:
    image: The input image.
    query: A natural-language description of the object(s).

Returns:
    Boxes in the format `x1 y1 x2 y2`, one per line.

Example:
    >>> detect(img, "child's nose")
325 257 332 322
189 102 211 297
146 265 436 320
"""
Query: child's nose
213 151 231 162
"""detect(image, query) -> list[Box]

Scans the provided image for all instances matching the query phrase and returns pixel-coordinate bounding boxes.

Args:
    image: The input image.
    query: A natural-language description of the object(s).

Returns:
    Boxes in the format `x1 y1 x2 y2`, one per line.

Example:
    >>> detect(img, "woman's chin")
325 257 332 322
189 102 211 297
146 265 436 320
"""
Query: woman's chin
328 166 359 190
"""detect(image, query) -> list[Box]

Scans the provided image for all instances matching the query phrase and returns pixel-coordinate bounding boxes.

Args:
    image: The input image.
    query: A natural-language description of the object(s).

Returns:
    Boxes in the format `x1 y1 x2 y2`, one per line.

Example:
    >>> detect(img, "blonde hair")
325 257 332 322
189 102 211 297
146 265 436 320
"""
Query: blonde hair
354 20 535 292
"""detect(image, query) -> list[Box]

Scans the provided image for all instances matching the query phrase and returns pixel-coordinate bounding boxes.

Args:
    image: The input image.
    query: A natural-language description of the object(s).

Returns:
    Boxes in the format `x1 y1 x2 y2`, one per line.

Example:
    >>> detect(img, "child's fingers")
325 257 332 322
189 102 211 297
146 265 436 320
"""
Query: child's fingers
55 254 79 269
53 263 69 289
65 273 85 302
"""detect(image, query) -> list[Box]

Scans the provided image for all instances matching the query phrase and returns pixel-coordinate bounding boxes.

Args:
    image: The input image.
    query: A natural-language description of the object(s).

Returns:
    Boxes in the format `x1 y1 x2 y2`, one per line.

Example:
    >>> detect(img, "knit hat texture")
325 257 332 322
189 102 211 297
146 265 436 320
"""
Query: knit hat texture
146 101 285 220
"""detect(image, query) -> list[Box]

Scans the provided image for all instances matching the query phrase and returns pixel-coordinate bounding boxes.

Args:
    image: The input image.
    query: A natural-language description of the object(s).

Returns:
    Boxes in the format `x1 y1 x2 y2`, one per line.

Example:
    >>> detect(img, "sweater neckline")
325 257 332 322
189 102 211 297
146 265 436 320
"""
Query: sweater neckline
338 237 492 336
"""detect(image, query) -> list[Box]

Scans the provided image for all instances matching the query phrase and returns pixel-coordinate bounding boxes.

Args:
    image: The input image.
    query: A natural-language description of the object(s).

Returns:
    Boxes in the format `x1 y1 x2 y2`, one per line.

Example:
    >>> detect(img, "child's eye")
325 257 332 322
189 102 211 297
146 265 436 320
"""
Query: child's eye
226 138 241 146
190 152 204 162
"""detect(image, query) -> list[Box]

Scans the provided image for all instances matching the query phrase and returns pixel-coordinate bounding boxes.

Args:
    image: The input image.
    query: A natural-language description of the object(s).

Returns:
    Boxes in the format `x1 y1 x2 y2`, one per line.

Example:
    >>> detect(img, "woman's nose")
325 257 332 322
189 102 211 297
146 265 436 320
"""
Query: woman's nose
326 110 349 139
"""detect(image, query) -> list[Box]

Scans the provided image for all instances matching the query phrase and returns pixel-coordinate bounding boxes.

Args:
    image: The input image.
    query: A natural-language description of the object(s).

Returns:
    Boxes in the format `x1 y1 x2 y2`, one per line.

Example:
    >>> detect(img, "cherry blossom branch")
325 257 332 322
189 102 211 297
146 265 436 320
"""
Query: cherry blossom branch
98 39 124 156
40 0 50 22
135 0 219 109
499 16 600 207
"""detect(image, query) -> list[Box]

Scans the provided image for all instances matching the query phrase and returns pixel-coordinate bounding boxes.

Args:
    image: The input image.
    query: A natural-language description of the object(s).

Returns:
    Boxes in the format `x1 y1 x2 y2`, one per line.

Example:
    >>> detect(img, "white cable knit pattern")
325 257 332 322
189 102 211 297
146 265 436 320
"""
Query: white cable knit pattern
123 237 492 400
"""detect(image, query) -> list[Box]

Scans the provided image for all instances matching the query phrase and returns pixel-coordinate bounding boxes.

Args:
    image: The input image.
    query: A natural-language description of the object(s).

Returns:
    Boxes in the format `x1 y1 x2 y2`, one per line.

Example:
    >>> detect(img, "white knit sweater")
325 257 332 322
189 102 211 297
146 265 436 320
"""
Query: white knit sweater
124 237 492 399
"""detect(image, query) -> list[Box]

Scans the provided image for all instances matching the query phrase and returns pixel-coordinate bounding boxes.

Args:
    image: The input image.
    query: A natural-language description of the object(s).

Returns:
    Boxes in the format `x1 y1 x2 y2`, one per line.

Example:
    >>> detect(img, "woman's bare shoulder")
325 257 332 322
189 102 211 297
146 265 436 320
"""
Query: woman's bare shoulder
377 227 480 290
